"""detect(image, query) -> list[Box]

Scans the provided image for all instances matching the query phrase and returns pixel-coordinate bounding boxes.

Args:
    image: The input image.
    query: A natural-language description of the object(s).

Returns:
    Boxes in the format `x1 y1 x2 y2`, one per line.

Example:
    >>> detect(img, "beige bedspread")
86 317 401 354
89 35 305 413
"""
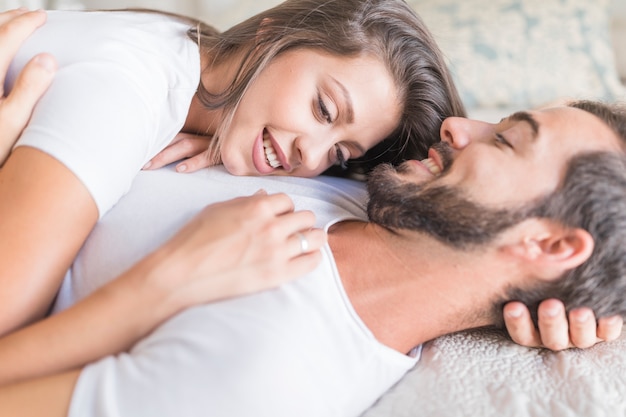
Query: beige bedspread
363 327 626 416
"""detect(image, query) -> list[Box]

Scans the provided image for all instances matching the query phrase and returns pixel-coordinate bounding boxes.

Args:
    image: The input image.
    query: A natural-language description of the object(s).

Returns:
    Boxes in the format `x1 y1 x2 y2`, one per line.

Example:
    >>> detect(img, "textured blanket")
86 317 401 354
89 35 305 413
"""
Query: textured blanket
363 328 626 416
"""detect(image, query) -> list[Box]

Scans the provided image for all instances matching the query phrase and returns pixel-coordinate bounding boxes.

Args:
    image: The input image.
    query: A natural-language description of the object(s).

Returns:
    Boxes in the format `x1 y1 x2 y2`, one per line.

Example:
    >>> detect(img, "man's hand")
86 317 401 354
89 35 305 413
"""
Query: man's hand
504 299 623 350
0 8 56 165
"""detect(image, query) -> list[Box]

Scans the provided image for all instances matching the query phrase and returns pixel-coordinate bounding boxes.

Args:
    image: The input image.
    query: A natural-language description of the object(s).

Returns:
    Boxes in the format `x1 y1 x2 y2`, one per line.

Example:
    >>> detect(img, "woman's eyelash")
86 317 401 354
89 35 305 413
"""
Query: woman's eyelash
335 145 348 170
318 94 332 123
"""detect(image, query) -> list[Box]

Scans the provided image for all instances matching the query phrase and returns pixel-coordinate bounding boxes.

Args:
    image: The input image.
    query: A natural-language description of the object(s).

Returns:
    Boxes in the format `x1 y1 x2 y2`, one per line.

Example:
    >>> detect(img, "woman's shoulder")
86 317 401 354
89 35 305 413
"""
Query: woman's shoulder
24 10 200 91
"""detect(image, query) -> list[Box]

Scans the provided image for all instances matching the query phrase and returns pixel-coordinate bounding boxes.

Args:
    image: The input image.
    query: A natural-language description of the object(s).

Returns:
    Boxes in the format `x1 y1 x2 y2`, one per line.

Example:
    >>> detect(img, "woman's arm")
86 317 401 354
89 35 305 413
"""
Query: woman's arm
0 370 79 417
0 7 190 336
0 147 98 334
0 191 325 385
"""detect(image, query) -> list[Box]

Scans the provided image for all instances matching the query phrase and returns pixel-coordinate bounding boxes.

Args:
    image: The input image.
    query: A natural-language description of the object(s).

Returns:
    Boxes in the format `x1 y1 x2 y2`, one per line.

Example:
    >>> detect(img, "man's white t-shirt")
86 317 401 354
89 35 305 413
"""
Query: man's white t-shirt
5 10 200 217
54 167 420 417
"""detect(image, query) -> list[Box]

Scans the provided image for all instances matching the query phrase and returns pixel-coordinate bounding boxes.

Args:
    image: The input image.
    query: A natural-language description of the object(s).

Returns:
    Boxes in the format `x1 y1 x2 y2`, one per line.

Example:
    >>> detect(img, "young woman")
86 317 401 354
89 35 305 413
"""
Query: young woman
0 0 465 336
0 6 326 387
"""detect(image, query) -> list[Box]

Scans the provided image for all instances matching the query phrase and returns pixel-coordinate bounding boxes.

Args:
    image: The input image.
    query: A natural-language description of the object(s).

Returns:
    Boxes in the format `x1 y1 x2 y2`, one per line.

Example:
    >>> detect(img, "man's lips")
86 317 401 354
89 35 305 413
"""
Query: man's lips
426 147 444 174
419 158 441 176
407 148 442 177
401 147 445 178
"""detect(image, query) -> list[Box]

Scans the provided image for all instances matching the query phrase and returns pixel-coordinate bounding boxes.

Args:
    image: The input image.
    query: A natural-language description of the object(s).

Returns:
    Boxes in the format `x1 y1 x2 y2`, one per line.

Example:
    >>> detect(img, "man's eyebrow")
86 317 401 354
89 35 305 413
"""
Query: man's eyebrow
330 77 354 124
504 111 539 140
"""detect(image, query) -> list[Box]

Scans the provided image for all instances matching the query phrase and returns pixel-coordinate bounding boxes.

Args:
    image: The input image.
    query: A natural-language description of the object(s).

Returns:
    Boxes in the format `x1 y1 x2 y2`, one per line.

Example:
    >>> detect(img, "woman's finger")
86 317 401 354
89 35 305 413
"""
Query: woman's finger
281 250 323 281
247 191 296 217
270 208 316 232
288 228 326 258
175 148 214 173
144 133 212 170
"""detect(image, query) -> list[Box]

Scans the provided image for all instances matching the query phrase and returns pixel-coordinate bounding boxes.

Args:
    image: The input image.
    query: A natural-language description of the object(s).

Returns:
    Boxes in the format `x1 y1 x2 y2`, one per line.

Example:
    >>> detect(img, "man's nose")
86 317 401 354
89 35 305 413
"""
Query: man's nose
440 117 481 150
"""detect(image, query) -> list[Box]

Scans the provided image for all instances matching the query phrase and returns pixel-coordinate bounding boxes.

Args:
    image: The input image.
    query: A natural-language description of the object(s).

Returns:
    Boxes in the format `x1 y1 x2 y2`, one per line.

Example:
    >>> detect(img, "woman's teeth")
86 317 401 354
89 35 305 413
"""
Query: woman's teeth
263 130 282 168
421 158 441 175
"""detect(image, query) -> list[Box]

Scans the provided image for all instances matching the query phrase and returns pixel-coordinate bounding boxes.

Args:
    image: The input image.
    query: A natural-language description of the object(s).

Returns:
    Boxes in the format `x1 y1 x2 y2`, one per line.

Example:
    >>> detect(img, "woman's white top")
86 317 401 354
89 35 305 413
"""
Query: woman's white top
6 10 200 217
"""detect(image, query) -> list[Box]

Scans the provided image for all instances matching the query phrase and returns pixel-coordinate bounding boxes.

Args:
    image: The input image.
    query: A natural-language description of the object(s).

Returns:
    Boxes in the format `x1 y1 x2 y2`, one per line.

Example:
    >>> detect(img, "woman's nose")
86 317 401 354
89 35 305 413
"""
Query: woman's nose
293 134 333 173
440 117 486 150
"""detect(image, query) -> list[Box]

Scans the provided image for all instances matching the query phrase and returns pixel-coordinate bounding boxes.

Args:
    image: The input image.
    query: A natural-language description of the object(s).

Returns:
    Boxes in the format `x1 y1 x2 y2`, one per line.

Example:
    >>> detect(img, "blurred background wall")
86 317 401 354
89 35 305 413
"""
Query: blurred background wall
1 0 624 35
0 0 284 30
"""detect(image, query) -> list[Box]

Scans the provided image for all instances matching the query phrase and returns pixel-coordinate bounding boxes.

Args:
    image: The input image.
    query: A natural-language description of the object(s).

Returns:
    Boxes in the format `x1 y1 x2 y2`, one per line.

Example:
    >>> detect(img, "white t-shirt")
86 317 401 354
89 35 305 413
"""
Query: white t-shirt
55 167 420 417
5 10 200 217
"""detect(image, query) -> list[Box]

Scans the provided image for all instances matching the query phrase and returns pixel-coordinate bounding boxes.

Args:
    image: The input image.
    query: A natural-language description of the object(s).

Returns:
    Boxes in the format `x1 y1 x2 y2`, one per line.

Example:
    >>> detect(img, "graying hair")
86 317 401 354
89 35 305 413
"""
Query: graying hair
501 101 626 326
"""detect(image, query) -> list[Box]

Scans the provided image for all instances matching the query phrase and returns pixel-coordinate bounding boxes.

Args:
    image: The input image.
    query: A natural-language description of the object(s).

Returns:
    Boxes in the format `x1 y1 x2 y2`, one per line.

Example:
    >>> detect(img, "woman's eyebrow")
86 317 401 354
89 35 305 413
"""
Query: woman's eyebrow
330 77 354 124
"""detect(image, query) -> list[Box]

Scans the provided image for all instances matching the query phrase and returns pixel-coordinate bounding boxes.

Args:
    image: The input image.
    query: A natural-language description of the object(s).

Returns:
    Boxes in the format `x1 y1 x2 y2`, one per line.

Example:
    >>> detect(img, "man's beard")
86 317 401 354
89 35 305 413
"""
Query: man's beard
366 144 532 249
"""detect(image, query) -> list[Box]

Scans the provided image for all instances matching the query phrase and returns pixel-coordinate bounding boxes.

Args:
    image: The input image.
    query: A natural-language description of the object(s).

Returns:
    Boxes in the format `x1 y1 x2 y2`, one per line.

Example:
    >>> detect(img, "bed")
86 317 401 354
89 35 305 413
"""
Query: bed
363 327 626 416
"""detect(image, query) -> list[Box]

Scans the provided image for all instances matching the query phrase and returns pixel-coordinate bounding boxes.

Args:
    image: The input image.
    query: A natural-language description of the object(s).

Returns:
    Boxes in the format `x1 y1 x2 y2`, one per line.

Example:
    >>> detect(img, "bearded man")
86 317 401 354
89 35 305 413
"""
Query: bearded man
2 100 626 417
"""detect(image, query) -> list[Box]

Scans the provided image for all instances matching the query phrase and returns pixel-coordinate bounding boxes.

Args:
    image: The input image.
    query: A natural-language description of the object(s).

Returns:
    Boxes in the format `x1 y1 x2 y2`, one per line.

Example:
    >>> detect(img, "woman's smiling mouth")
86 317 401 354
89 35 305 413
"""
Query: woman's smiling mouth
263 129 282 168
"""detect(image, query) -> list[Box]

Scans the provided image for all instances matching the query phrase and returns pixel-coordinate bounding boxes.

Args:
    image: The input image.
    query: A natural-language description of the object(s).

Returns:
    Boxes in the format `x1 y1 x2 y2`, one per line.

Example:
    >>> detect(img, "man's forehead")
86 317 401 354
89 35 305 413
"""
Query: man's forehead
518 106 622 153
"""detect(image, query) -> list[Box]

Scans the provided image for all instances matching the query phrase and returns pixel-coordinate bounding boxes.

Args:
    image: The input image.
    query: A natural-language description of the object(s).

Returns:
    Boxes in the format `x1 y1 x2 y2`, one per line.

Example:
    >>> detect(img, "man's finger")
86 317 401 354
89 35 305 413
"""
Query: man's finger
0 9 47 92
503 301 542 347
0 53 56 143
597 315 624 342
0 8 28 27
568 308 597 348
537 299 570 351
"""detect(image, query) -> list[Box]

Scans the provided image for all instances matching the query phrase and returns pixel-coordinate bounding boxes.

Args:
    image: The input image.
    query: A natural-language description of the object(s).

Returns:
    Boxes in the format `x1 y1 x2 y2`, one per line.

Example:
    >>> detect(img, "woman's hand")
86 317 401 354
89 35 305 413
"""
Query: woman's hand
504 299 623 350
0 9 56 165
151 190 326 311
143 132 214 173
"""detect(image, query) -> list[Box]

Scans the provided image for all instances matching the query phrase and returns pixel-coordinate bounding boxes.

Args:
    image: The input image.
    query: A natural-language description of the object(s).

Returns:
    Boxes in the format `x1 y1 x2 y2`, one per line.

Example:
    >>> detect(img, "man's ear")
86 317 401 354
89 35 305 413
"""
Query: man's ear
503 219 594 280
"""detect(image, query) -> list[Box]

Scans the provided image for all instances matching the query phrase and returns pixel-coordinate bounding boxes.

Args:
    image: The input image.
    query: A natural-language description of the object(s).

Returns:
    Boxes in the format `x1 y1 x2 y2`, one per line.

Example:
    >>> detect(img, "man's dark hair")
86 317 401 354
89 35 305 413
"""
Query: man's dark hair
503 101 626 325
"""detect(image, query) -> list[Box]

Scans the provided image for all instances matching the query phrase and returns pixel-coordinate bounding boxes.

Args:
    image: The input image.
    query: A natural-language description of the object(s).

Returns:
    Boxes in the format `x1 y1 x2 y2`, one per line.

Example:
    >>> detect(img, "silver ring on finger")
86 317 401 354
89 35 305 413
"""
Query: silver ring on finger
296 232 309 255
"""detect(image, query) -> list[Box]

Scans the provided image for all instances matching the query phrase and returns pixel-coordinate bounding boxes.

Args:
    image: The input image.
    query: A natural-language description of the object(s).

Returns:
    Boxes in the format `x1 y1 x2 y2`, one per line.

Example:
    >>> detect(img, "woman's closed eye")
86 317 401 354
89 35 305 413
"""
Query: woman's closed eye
334 144 348 170
317 93 333 124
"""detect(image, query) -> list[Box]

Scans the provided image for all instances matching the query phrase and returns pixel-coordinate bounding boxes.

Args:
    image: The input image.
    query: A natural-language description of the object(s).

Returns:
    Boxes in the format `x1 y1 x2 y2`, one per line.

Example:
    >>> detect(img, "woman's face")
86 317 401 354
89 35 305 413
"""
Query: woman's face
219 49 401 177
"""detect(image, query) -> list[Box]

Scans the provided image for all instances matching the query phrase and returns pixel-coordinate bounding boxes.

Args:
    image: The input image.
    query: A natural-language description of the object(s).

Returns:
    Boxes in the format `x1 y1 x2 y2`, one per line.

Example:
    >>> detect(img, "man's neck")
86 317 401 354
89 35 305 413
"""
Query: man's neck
328 220 508 354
